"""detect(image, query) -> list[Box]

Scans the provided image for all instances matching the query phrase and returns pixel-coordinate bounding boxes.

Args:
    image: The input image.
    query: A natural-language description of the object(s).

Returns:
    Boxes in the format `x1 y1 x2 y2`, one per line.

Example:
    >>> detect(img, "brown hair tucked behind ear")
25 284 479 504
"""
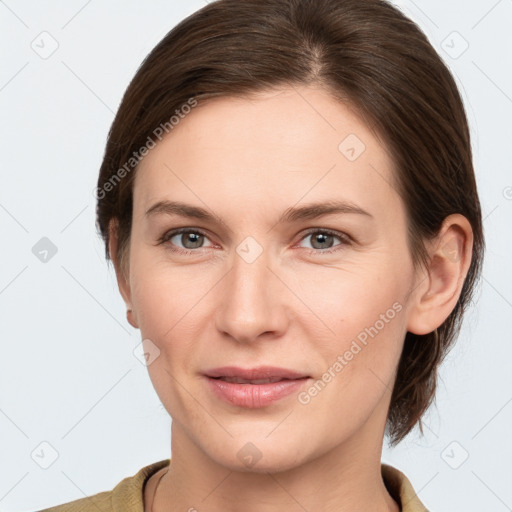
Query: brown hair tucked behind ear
95 0 484 444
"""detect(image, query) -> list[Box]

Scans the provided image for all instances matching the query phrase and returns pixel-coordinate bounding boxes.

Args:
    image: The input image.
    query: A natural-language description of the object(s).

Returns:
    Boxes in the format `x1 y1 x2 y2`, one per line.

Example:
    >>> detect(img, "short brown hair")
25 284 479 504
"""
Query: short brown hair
95 0 484 445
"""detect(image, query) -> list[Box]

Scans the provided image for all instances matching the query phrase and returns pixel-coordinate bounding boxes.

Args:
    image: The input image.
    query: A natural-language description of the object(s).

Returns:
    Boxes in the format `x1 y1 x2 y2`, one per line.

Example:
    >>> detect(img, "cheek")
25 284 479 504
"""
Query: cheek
296 272 407 432
130 250 206 337
293 255 410 394
295 252 409 333
130 262 204 408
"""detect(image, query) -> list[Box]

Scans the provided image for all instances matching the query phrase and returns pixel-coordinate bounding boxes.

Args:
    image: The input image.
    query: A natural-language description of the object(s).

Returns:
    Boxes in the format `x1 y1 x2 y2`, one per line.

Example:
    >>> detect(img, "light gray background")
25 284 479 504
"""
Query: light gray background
1 1 511 510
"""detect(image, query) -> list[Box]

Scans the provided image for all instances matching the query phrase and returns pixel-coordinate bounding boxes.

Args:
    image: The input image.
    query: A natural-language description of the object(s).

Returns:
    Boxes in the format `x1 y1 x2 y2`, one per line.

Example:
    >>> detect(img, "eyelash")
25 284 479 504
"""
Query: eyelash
157 227 352 256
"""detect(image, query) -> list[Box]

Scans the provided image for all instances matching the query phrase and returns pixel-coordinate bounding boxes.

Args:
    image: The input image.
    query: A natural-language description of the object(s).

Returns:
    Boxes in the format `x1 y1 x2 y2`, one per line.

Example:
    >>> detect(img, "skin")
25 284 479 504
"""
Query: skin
108 85 473 512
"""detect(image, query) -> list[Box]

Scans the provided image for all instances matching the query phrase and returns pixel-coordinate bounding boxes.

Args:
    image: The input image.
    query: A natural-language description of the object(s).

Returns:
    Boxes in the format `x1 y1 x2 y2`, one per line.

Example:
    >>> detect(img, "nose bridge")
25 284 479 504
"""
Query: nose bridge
215 237 286 342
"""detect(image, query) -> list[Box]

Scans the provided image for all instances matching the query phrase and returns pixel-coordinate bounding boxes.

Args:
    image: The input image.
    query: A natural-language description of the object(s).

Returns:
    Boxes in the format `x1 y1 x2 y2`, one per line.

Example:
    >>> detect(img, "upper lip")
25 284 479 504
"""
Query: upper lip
204 366 309 380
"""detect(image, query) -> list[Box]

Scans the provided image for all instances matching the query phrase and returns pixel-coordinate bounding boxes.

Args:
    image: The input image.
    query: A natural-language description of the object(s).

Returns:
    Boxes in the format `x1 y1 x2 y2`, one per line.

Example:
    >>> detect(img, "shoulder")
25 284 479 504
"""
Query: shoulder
37 459 171 512
381 463 429 512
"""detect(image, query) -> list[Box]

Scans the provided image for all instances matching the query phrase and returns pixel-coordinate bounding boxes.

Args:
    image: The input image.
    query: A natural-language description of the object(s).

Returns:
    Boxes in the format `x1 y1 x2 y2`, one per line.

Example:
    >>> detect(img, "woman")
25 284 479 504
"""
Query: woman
41 0 484 510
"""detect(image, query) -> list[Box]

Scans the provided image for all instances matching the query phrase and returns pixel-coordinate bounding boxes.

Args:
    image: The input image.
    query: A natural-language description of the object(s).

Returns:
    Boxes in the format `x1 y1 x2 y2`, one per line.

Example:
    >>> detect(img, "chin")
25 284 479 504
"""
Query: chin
227 451 307 475
202 432 315 475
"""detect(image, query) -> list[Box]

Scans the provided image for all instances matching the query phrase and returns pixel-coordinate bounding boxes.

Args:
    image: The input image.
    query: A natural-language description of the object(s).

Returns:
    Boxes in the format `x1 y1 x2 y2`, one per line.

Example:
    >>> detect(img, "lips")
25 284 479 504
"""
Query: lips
203 366 310 408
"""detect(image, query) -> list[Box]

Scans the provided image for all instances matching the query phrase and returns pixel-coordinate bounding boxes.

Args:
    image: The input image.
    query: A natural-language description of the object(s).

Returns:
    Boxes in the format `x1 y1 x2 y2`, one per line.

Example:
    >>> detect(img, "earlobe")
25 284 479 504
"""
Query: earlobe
126 308 139 329
108 219 139 329
407 214 473 335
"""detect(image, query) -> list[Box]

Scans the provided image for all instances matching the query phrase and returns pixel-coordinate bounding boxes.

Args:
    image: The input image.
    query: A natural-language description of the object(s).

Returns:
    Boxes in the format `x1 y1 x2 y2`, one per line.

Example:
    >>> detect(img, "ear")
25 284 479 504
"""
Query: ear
407 214 473 335
108 219 139 329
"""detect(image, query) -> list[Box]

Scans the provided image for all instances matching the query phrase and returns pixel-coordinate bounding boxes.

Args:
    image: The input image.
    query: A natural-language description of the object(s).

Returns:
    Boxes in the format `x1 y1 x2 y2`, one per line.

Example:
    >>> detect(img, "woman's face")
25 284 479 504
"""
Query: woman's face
122 85 422 471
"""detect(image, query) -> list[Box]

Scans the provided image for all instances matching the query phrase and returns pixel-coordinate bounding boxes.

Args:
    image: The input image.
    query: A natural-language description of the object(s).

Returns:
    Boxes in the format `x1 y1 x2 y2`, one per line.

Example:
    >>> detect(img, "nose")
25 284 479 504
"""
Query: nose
214 246 290 344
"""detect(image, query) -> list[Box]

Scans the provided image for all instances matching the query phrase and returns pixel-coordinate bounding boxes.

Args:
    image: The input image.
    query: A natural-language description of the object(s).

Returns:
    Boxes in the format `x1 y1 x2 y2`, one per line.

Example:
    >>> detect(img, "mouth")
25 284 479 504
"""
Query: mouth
210 376 298 384
203 366 311 408
204 365 310 381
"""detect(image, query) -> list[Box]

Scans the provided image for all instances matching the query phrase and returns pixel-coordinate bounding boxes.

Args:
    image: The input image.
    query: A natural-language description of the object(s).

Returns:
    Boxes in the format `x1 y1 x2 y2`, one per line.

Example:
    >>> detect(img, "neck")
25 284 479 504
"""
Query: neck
153 421 399 512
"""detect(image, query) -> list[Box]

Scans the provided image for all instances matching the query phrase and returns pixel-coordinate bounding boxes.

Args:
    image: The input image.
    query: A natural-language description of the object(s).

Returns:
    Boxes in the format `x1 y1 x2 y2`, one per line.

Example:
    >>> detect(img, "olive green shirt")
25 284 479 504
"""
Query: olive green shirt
38 459 428 511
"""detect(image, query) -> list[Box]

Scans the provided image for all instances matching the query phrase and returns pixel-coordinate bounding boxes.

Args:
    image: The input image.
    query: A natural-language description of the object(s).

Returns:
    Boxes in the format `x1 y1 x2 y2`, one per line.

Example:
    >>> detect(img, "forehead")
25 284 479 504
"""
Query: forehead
133 85 398 217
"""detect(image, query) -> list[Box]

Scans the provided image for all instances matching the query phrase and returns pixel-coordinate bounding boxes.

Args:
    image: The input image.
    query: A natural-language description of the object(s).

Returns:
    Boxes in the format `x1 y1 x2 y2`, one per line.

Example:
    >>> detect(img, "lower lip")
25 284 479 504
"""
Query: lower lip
205 376 309 408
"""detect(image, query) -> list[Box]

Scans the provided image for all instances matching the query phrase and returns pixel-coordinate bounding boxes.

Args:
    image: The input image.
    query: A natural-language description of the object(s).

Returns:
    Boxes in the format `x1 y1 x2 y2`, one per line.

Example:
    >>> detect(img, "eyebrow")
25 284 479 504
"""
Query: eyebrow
144 199 373 227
